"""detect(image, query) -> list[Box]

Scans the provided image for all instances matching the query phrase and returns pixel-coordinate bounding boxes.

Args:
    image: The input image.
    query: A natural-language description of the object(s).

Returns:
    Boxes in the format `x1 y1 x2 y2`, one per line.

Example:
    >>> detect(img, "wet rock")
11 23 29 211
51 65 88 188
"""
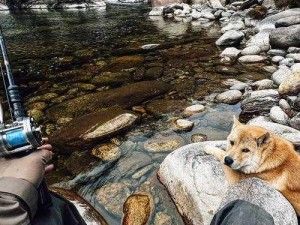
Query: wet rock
50 187 108 225
230 82 248 91
108 55 144 72
240 90 280 122
215 65 239 75
263 66 277 73
272 56 284 64
91 143 121 161
290 113 300 130
96 182 131 216
74 49 95 60
132 165 154 179
286 53 300 63
27 109 45 123
184 104 206 116
221 21 245 33
215 90 242 104
145 99 186 117
238 55 266 63
122 194 152 225
27 93 58 104
251 79 274 90
275 15 300 28
268 49 286 57
144 134 185 153
270 106 289 125
215 30 244 46
27 101 47 111
219 178 298 225
219 47 241 60
288 47 300 54
279 72 300 95
154 212 172 225
271 66 292 85
144 67 163 79
65 150 99 176
247 6 268 19
50 109 138 153
191 133 208 143
90 71 132 86
46 81 170 121
241 46 261 56
270 25 300 49
141 44 160 49
175 119 194 131
279 58 294 67
158 141 228 225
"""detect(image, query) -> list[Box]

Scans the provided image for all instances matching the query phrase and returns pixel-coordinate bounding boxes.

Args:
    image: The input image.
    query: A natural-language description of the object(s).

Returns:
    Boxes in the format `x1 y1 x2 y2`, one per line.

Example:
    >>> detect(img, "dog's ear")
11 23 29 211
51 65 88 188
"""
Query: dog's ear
232 115 242 130
256 132 270 146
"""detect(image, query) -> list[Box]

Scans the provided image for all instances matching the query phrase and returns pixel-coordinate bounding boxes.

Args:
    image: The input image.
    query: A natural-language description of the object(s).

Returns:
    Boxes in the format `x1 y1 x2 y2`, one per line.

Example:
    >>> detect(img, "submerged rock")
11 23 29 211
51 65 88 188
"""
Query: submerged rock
46 81 170 121
50 109 138 153
91 143 121 161
175 119 194 131
146 99 186 117
122 194 152 225
215 30 244 46
144 134 185 153
183 104 206 116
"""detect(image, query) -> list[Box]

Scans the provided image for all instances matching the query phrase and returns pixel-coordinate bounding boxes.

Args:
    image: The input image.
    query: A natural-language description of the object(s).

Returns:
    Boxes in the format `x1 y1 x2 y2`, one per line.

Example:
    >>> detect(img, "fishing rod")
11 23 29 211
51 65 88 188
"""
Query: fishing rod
0 26 52 211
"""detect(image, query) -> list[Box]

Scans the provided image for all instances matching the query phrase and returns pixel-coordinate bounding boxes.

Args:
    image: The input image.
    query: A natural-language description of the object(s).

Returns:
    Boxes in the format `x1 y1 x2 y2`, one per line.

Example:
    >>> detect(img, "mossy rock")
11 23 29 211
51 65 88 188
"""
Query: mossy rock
145 99 187 117
247 6 268 19
90 71 132 86
108 55 144 72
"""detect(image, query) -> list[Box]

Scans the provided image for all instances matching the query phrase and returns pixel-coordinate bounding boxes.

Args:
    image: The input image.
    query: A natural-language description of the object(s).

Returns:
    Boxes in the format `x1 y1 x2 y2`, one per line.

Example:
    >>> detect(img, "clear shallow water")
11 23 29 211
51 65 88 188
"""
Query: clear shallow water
0 5 270 224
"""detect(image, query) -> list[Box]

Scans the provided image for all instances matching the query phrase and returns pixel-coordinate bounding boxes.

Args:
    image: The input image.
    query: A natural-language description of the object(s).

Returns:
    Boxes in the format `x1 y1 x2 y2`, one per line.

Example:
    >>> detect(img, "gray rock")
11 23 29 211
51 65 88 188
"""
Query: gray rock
214 9 223 19
279 72 300 95
291 63 300 73
202 11 215 20
275 15 300 28
191 9 202 19
270 106 289 125
230 82 248 91
270 25 300 49
221 11 232 17
238 55 266 63
286 53 300 63
221 21 245 33
246 30 270 51
240 90 280 122
271 66 292 85
215 30 244 46
267 49 286 57
159 141 298 225
158 141 228 225
271 56 284 64
220 47 241 59
288 47 300 54
282 133 300 147
215 90 243 104
241 46 261 56
279 58 294 67
290 113 300 130
251 79 274 90
279 99 293 117
219 178 298 225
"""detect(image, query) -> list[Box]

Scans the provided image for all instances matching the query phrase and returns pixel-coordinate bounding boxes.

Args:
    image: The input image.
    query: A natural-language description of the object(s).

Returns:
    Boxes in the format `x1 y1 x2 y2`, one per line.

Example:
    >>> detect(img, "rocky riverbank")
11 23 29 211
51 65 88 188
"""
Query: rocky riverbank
155 0 300 224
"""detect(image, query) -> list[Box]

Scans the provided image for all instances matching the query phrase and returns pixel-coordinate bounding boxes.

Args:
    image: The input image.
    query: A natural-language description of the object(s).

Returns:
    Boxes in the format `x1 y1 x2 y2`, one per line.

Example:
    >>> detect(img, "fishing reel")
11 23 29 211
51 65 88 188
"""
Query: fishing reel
0 104 43 157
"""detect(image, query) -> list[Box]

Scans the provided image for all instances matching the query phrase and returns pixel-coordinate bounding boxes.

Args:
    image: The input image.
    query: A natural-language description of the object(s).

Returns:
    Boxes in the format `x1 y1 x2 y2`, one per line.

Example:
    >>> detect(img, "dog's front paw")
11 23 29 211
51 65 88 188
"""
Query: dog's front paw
204 146 216 155
204 146 225 161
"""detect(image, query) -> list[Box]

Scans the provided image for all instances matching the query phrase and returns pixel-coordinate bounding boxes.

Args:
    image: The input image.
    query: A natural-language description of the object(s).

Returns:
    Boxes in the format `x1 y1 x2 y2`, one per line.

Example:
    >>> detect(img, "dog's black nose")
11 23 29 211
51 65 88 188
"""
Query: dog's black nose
224 156 234 166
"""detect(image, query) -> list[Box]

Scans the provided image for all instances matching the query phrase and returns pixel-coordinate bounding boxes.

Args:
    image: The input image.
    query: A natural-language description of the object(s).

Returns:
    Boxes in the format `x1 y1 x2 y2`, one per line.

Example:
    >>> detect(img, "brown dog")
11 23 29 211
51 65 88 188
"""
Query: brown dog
204 116 300 215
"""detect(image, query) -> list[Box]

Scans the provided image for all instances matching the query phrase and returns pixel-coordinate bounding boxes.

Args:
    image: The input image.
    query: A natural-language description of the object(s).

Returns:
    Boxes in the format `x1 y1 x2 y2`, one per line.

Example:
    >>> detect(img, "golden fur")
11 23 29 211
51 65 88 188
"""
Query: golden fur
204 116 300 215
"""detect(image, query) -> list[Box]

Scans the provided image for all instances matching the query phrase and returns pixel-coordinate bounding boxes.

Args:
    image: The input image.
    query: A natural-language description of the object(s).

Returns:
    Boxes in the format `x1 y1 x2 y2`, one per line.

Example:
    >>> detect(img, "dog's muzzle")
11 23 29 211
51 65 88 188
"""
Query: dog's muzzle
224 156 234 166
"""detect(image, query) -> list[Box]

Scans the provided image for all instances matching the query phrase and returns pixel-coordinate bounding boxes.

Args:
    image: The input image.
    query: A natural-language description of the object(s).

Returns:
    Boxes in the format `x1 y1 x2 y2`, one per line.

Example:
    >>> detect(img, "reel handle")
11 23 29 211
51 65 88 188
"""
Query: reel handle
37 178 53 213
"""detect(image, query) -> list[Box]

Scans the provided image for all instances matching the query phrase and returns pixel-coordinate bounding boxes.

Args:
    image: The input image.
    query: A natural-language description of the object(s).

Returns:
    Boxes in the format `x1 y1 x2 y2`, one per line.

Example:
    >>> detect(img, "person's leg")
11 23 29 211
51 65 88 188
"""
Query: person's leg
210 200 275 225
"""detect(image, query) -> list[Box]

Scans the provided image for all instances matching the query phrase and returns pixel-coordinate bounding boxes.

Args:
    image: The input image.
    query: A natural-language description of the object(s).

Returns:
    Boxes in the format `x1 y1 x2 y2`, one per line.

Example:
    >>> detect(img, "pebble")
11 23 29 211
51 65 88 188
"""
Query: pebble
286 53 300 63
230 82 248 91
238 55 266 63
272 56 284 64
267 49 287 57
241 46 261 56
215 90 242 104
270 106 289 125
175 119 194 131
220 47 241 59
279 58 294 67
191 133 208 143
272 66 292 85
184 104 206 116
215 30 244 46
251 79 274 90
91 143 121 161
288 47 300 54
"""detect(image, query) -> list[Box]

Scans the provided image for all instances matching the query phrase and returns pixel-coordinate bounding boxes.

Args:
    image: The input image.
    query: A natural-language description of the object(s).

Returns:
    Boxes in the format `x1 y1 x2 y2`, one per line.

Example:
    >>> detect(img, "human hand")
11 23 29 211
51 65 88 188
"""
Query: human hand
0 143 53 188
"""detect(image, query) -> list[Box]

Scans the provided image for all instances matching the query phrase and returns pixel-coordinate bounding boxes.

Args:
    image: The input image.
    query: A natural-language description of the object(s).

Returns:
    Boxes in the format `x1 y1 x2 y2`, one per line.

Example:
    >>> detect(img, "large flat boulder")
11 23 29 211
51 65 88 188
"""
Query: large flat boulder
158 141 298 225
50 109 139 153
270 24 300 49
46 81 170 121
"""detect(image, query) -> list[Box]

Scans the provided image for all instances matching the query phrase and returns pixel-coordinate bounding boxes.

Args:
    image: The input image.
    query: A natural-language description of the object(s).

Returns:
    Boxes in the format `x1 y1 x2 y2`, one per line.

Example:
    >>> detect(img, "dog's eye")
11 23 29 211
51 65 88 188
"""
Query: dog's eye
230 141 234 145
242 148 250 153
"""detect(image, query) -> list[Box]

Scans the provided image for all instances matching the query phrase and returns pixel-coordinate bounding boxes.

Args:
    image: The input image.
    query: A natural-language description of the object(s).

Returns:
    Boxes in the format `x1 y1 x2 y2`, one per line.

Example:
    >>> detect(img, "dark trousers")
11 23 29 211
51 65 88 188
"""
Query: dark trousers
210 200 275 225
32 192 87 225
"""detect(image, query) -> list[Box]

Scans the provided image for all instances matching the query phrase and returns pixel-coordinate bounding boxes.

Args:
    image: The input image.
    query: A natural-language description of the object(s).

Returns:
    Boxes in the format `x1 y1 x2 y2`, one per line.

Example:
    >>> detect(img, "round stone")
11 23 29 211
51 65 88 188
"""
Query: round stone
184 104 206 116
241 46 261 56
191 133 208 143
215 90 242 104
238 55 266 63
91 143 121 161
270 106 289 125
175 119 194 131
279 58 294 67
272 56 284 64
144 134 185 152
